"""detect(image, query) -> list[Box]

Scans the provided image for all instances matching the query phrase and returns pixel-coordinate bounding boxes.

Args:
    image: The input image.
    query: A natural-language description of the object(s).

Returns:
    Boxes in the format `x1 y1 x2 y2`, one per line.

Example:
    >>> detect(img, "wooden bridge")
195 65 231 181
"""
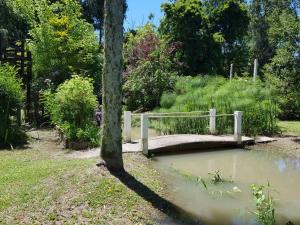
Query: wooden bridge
122 134 255 154
123 110 250 155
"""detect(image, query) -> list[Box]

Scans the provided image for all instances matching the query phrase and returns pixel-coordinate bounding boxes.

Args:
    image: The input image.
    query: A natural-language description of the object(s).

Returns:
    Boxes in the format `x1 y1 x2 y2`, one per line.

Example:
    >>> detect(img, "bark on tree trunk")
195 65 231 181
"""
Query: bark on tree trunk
100 0 124 171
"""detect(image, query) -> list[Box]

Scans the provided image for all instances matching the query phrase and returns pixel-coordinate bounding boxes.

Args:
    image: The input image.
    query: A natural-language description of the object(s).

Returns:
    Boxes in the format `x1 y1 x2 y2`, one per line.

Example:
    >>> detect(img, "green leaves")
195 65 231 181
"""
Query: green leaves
0 64 25 147
156 76 279 136
43 75 99 147
27 0 101 92
251 183 277 225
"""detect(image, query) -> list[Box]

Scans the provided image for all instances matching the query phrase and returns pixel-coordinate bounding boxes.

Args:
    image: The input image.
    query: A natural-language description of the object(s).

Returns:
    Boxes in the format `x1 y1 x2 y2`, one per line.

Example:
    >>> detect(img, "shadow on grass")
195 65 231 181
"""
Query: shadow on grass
109 169 203 225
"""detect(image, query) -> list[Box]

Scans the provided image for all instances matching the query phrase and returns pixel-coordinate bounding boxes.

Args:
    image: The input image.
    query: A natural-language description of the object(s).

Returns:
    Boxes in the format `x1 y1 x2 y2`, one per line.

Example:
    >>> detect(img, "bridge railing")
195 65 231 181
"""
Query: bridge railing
123 109 242 155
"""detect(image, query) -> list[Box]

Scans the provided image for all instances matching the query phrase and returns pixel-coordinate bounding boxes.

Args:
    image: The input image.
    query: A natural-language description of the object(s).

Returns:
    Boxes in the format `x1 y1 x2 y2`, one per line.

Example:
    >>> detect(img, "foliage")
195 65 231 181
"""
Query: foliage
208 170 225 184
43 75 99 148
123 24 177 111
28 0 102 95
248 0 275 71
154 76 279 136
251 183 276 225
159 0 250 75
263 6 300 120
159 0 210 74
207 0 250 74
0 0 30 40
0 64 26 147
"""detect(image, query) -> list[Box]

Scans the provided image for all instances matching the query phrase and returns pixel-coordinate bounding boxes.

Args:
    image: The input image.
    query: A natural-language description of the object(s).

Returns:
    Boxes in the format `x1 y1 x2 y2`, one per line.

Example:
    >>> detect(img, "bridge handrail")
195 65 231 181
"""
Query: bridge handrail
147 113 234 118
123 109 243 156
131 110 209 116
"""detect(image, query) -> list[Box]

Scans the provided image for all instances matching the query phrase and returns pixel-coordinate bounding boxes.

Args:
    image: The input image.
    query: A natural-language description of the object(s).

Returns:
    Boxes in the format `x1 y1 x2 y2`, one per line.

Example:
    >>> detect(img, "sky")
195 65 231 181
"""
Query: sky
125 0 166 30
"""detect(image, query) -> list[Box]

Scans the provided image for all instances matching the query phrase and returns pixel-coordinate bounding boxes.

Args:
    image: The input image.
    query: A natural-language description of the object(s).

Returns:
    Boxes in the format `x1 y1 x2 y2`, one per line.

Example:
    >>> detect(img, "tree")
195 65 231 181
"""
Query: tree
28 0 101 91
208 0 250 74
100 0 126 171
0 1 25 40
264 0 300 119
249 0 275 71
160 0 211 75
159 0 250 75
79 0 105 43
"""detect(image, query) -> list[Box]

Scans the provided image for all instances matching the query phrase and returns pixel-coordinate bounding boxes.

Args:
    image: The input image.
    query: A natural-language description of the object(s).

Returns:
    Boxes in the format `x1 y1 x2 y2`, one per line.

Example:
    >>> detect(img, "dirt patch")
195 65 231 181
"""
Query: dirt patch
248 135 300 158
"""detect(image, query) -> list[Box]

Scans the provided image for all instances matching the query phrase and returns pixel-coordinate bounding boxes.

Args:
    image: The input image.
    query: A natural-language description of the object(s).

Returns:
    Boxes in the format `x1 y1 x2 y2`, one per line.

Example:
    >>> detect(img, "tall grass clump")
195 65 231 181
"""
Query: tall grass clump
0 64 26 148
154 76 279 136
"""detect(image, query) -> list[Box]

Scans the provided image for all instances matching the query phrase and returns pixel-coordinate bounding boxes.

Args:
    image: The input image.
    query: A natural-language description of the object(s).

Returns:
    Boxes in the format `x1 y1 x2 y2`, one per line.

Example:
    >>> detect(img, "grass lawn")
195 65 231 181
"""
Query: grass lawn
279 121 300 136
0 130 182 224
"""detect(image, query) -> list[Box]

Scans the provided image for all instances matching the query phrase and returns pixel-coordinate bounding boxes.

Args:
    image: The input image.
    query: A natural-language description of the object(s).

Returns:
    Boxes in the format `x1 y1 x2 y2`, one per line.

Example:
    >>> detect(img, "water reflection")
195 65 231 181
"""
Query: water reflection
153 149 300 225
274 157 300 173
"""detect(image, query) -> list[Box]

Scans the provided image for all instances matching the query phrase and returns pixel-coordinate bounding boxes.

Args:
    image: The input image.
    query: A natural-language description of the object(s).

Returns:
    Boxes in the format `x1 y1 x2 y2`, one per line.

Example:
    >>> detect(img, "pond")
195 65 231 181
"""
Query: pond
152 149 300 225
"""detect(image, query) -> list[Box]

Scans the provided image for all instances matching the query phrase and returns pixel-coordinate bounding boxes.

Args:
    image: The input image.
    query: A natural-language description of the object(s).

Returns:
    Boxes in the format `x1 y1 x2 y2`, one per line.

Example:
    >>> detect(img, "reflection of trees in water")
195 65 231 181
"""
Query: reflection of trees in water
274 158 300 173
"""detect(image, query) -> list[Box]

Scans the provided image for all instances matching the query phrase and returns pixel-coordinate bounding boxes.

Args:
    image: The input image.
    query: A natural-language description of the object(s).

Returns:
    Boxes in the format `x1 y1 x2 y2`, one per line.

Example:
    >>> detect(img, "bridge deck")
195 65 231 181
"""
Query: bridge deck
123 134 255 153
68 135 275 159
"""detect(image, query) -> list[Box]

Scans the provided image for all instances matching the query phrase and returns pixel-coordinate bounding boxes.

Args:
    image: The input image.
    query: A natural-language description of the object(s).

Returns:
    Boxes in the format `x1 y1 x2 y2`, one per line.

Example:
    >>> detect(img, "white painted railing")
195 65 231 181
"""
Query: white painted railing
123 109 243 156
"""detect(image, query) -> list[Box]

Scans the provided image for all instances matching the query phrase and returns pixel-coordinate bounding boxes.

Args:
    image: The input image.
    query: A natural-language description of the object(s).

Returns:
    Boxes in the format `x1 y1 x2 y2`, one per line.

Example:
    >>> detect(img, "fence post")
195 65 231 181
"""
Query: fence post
234 111 242 144
124 111 132 143
141 114 149 156
209 108 216 134
253 59 258 81
230 63 233 81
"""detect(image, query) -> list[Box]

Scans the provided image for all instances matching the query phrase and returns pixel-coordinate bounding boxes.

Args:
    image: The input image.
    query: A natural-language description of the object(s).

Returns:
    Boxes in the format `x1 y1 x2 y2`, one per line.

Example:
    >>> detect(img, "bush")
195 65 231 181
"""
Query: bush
0 64 26 147
123 24 177 111
154 76 279 136
44 75 99 148
123 61 177 111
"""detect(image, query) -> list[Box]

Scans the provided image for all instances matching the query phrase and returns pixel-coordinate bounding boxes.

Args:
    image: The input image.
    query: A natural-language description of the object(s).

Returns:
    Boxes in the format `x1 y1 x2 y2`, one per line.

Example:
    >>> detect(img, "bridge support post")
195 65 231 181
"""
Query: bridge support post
124 111 132 143
209 108 216 134
141 114 149 156
234 111 242 144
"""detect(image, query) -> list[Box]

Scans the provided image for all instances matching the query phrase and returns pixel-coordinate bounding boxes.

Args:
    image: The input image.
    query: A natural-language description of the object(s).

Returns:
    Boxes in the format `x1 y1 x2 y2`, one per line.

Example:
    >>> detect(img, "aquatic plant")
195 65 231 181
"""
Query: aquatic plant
208 170 224 184
251 183 276 225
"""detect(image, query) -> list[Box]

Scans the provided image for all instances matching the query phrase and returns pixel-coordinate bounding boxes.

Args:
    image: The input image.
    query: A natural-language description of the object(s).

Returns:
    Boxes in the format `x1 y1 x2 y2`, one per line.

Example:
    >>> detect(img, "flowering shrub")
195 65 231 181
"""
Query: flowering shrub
123 24 178 111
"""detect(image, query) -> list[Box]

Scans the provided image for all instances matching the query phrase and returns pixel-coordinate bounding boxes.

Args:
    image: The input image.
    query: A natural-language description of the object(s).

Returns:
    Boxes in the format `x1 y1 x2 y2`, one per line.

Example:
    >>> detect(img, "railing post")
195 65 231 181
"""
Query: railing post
234 111 242 144
230 63 233 81
209 108 216 134
124 111 132 143
253 59 258 81
141 114 149 156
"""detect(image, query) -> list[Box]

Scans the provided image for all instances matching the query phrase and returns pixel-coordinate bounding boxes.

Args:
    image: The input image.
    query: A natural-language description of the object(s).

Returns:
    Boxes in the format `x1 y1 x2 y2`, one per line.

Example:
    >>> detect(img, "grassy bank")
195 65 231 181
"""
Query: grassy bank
153 76 279 136
279 121 300 136
0 130 173 224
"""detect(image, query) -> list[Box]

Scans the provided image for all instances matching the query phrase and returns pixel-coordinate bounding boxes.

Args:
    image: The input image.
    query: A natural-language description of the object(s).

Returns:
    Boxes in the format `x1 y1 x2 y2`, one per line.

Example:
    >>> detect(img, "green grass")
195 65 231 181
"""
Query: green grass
0 130 167 224
154 76 279 136
278 121 300 135
0 149 95 211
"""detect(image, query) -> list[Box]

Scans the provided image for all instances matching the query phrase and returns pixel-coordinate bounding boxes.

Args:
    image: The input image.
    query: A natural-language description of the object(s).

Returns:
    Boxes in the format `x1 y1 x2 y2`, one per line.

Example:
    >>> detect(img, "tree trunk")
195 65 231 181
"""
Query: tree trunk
100 0 124 171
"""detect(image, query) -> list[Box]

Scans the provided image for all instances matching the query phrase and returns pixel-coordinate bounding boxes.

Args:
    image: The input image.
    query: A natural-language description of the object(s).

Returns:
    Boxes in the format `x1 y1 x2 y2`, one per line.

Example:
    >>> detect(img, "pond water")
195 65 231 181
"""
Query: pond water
152 149 300 225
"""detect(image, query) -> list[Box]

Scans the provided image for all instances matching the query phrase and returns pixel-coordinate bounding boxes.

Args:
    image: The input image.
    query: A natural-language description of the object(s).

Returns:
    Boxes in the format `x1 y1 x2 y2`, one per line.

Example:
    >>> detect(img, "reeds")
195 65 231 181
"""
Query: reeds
153 76 279 136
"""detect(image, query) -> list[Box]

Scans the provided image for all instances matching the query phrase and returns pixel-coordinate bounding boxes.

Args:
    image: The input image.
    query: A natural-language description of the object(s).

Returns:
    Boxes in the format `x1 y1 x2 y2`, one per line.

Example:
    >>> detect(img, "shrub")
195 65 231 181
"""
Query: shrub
44 75 99 148
123 61 177 111
154 76 279 136
0 64 26 147
123 24 177 111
